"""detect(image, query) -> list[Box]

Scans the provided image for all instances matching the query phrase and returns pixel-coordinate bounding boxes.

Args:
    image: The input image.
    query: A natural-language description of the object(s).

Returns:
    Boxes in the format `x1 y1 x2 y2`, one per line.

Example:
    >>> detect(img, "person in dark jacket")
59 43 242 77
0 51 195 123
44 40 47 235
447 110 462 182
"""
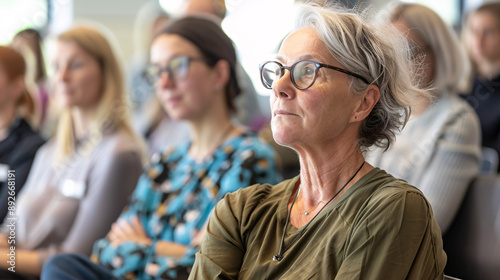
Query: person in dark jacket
0 45 44 221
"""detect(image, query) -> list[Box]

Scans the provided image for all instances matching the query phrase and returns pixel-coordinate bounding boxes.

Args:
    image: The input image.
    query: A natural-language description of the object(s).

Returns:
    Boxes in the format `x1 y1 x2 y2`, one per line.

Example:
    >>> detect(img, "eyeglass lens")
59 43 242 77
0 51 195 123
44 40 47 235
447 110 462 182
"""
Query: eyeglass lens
145 56 191 85
261 61 318 90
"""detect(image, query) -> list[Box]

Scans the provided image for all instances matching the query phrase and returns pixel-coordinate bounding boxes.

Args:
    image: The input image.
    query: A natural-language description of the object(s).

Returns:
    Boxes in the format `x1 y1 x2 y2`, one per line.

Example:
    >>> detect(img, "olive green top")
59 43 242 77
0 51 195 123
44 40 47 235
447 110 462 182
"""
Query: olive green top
189 168 446 280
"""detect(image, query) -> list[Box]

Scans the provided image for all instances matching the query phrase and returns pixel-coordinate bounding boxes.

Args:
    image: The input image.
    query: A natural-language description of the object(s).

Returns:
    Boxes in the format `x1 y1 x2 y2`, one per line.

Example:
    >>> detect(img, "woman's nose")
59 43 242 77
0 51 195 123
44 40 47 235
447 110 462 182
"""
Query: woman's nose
56 67 70 82
272 70 295 99
157 71 175 89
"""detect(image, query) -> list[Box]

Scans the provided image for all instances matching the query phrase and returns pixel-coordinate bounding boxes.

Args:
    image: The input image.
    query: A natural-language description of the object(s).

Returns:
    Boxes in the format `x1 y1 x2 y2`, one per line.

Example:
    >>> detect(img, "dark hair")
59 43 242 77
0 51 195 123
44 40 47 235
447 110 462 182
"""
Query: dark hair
473 2 500 27
157 16 241 113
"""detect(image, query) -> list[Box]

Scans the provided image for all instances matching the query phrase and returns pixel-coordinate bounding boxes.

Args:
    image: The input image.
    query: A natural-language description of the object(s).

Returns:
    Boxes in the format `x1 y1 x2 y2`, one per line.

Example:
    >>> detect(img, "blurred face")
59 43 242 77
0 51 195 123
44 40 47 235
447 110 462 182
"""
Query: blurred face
53 40 103 109
393 20 435 88
150 34 219 121
467 11 500 64
270 28 359 148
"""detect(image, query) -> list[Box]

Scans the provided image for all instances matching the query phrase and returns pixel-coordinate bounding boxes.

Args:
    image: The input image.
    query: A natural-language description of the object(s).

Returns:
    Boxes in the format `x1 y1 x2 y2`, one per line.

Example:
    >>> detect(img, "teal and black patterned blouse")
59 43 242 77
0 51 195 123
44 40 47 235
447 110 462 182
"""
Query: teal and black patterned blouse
91 132 281 279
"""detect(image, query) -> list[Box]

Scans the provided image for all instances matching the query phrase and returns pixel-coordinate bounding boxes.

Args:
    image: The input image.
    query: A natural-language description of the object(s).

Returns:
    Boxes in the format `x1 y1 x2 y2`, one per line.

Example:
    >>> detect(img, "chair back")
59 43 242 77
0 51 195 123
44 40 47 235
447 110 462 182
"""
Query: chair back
480 147 499 174
443 174 500 280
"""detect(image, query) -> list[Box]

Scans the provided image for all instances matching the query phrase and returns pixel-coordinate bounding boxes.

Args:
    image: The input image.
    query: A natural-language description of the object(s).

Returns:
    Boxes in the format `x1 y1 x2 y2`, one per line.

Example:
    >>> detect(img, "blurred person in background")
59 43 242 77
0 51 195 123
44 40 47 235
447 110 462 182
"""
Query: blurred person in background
462 2 500 171
128 2 186 157
131 0 266 157
41 16 281 280
182 0 265 130
10 29 49 132
366 3 481 234
0 46 45 223
0 25 144 279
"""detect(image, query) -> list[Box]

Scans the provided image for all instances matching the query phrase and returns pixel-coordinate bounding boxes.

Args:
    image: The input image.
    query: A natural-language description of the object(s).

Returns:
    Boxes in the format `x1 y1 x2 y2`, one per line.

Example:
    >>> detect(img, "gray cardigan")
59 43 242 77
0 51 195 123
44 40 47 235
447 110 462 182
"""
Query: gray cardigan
365 94 481 234
2 128 143 264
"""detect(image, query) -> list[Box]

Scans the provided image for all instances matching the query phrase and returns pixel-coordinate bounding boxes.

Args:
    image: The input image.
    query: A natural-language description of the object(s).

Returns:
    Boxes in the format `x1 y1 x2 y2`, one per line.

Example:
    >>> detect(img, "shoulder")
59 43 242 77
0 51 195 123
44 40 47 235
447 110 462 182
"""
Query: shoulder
225 178 288 203
99 129 142 156
354 169 432 219
220 132 279 170
4 121 45 165
15 119 45 149
155 142 190 164
420 95 480 144
362 168 424 197
228 133 276 155
91 130 143 170
217 178 295 224
32 139 56 161
437 95 481 143
439 94 479 124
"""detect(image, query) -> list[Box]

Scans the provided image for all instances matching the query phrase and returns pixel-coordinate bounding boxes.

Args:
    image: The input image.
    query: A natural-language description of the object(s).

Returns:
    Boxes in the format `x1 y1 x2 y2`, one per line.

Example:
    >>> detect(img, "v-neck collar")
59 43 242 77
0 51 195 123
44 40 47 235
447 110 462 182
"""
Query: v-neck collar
277 168 381 231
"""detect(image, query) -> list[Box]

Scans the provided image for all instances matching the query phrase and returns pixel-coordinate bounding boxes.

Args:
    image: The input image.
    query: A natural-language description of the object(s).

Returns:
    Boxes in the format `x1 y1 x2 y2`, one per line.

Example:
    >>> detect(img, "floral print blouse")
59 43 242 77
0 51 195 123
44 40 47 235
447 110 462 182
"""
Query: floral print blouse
91 132 281 279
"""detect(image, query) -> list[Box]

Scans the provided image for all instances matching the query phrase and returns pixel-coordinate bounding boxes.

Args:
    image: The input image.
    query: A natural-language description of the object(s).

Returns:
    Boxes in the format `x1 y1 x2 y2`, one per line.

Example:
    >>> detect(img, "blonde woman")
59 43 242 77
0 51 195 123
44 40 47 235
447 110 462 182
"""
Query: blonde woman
366 3 481 234
0 46 45 223
0 26 144 278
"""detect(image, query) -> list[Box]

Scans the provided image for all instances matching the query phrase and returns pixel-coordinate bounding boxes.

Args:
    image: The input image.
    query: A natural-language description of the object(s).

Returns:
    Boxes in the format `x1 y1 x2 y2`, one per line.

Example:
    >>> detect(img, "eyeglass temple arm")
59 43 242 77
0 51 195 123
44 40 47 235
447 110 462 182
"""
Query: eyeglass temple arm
320 63 370 84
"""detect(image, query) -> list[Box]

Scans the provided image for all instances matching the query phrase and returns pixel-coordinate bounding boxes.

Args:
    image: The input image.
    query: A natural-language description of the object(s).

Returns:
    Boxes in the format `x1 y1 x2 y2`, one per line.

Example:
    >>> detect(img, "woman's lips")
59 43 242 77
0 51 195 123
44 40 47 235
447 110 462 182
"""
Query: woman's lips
166 96 182 107
274 110 297 116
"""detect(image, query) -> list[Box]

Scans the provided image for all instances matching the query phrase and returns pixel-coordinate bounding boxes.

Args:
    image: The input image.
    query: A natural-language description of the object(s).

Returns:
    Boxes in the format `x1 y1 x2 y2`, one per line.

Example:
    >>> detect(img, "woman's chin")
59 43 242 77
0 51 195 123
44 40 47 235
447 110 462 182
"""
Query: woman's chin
162 105 186 120
60 100 75 109
271 130 296 148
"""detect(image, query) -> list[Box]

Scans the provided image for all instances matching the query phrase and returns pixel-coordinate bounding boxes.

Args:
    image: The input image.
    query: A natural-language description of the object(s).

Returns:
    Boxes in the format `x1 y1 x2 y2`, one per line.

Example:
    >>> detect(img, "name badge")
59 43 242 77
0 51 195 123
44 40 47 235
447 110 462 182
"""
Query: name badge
0 164 9 182
60 179 86 199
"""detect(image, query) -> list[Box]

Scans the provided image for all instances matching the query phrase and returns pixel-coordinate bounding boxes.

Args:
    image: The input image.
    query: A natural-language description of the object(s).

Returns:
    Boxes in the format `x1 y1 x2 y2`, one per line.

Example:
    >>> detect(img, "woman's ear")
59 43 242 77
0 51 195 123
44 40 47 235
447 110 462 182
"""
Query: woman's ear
351 85 380 122
212 59 230 92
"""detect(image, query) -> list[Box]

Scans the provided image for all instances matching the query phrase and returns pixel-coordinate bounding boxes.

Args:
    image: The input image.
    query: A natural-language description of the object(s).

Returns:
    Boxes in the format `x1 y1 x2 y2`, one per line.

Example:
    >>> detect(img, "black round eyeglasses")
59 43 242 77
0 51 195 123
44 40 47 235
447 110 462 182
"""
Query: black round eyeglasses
259 59 370 90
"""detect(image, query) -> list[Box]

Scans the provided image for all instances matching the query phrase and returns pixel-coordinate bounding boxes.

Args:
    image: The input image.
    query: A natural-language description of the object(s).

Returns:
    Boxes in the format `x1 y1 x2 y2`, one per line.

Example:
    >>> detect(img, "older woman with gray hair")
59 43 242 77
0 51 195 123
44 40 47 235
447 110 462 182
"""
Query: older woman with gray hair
366 3 481 234
189 3 446 279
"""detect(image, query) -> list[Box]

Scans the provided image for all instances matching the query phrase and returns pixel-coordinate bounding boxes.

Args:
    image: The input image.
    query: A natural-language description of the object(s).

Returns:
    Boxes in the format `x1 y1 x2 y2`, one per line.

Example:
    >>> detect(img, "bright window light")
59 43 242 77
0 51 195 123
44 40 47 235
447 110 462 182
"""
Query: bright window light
222 0 297 96
0 0 49 44
159 0 186 15
400 0 460 26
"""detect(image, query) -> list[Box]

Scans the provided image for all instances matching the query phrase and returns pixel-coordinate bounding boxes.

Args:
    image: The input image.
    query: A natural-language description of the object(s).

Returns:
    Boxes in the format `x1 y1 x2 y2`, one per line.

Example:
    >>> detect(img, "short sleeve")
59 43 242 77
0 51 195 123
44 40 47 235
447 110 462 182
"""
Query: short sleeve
337 189 446 279
188 192 246 280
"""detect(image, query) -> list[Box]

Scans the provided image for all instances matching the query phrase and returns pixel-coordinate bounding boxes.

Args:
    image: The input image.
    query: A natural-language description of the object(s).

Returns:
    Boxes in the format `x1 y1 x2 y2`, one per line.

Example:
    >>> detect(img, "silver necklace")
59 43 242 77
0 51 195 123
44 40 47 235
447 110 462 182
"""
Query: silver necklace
273 161 365 262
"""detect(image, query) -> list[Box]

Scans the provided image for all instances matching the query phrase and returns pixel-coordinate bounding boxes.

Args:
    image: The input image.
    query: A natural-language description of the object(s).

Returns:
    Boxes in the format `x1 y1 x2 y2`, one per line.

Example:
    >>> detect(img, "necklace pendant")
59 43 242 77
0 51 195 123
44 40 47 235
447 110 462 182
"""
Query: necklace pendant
304 211 309 216
273 254 282 262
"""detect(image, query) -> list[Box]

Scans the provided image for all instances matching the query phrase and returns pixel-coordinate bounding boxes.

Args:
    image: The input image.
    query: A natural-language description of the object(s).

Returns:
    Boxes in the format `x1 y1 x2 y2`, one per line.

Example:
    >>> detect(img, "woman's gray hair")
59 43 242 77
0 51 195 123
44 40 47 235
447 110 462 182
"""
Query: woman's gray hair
295 2 427 150
388 3 471 96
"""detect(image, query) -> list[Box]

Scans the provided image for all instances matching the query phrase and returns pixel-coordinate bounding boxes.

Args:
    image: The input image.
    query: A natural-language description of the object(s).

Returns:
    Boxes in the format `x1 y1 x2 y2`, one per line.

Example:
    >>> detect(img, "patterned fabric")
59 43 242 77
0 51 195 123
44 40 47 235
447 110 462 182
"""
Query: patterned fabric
91 132 281 279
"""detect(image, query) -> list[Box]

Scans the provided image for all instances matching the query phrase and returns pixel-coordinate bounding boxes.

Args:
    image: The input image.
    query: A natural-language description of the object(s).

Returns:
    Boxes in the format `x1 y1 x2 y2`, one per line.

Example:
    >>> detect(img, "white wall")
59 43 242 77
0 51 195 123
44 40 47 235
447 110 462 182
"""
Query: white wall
72 0 150 63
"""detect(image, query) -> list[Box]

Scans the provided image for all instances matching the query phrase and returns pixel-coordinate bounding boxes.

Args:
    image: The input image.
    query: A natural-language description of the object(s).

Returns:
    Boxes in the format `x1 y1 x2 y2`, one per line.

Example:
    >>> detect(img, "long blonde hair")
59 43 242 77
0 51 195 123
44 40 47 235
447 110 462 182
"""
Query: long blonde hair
388 3 471 95
54 26 145 164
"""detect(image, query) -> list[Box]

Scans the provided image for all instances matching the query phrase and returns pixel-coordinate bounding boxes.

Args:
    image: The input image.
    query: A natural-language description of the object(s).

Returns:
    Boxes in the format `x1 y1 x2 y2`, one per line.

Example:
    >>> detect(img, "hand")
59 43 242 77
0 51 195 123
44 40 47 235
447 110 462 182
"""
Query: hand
107 216 152 247
191 227 207 247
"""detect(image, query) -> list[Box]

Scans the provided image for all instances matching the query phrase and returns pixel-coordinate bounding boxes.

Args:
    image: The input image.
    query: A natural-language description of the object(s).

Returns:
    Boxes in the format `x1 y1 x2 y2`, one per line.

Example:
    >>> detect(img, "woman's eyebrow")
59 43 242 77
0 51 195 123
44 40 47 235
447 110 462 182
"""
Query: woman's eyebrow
274 54 319 63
